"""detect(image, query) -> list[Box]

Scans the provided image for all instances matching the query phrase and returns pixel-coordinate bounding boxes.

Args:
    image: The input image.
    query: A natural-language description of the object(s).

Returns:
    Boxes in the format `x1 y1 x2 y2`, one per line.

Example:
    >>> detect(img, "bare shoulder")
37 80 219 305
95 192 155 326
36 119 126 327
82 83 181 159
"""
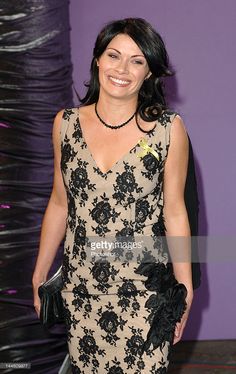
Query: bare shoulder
171 114 188 134
52 107 77 137
164 114 189 195
52 109 65 139
54 109 64 125
169 114 189 149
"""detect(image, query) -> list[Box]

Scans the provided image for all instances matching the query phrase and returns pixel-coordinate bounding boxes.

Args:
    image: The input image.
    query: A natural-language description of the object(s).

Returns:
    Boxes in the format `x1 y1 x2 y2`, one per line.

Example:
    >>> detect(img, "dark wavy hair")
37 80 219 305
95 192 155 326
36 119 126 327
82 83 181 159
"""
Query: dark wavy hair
80 18 173 125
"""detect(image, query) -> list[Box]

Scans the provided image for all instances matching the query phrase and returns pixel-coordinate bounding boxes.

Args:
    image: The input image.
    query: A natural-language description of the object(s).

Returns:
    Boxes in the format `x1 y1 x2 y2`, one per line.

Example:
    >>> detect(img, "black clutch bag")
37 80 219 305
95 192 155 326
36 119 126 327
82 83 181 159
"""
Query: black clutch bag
38 266 64 328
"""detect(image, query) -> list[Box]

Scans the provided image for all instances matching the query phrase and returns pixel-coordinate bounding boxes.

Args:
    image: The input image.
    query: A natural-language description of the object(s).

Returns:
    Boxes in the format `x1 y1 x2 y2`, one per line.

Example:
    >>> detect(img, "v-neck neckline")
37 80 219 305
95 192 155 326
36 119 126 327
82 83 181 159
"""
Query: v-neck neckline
76 108 157 176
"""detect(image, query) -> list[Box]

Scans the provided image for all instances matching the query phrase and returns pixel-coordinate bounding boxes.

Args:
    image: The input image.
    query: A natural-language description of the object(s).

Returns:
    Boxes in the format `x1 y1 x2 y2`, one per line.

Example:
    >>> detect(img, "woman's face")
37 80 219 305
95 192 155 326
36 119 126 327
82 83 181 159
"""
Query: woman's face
97 34 151 101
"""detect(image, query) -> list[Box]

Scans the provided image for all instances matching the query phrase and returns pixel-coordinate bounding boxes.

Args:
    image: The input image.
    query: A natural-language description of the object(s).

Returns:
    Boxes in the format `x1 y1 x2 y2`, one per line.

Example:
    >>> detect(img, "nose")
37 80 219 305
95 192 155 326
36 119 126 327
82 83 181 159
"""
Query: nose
115 58 129 74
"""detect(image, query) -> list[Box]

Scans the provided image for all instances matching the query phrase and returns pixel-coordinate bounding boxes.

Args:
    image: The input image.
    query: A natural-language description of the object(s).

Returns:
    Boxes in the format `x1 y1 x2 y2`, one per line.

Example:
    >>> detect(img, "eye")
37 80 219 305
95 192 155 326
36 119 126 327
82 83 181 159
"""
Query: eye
132 59 145 65
108 53 118 59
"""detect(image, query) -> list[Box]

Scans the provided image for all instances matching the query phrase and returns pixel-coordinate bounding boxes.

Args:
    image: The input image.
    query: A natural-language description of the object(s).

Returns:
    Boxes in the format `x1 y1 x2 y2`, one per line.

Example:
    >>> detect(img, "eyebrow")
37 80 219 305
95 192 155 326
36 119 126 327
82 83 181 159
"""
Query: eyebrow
106 47 145 58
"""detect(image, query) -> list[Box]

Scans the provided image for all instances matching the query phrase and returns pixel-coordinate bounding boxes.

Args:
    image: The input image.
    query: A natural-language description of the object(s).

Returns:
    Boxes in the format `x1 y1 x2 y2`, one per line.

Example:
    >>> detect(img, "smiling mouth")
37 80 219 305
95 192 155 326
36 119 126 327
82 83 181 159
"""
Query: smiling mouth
108 76 131 86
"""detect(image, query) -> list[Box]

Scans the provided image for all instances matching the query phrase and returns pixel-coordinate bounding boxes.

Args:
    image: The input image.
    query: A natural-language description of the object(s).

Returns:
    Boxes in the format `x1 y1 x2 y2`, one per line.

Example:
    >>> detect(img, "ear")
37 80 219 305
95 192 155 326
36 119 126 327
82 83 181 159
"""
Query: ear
145 71 152 80
96 58 99 67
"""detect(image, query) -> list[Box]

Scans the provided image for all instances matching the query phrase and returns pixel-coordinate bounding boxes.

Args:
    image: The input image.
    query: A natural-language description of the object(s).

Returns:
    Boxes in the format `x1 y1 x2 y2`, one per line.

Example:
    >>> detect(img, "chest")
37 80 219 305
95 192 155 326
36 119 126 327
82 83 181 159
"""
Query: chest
61 122 167 204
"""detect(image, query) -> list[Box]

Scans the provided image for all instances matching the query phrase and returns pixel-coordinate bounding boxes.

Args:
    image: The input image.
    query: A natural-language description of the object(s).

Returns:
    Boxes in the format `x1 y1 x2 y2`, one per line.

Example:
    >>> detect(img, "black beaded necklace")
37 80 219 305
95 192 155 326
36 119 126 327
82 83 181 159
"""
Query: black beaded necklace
95 102 136 130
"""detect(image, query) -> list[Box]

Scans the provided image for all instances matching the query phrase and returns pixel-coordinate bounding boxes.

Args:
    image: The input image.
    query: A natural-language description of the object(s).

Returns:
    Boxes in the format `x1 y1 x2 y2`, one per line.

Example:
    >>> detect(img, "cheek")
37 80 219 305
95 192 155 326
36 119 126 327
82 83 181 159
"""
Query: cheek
131 65 149 83
98 66 107 83
133 72 147 87
98 62 112 81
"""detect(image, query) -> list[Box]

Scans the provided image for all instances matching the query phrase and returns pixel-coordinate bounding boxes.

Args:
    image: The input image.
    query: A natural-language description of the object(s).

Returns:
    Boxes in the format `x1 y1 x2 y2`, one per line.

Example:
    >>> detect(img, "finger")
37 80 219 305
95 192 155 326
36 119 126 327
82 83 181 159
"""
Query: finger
34 301 41 316
172 310 190 345
174 322 181 336
34 306 40 318
33 292 41 305
34 302 40 312
173 327 183 344
173 335 181 345
173 321 185 345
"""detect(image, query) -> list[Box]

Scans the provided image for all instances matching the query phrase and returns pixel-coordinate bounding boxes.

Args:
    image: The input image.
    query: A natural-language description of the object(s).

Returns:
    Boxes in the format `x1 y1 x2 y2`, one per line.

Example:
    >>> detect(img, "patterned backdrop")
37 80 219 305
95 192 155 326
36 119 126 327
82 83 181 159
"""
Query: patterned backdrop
0 1 73 372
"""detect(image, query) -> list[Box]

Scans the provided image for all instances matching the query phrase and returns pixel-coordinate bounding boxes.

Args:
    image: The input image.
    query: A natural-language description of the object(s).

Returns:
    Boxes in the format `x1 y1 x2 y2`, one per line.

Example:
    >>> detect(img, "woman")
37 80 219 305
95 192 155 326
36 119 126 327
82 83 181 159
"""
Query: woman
33 18 193 373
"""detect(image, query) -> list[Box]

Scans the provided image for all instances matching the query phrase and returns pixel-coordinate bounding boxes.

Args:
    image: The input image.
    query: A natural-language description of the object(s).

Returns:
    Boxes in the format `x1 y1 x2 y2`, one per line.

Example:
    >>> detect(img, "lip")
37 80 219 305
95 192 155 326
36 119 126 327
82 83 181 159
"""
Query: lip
108 75 131 87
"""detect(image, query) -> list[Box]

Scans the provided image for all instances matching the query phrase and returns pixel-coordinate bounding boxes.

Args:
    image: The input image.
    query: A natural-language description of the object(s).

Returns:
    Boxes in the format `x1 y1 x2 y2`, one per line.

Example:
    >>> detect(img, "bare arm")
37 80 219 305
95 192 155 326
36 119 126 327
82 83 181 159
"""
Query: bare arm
163 115 193 343
32 110 67 315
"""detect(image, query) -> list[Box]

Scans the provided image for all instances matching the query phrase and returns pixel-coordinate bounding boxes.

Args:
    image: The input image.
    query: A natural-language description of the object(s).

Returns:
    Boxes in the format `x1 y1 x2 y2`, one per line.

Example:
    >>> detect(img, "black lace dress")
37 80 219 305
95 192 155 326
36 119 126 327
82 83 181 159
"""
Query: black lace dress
60 108 187 373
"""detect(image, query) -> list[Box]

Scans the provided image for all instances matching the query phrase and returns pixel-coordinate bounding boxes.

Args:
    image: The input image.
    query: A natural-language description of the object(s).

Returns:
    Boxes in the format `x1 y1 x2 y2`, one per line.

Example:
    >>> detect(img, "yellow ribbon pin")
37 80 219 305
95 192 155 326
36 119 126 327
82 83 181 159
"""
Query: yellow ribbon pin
136 138 159 160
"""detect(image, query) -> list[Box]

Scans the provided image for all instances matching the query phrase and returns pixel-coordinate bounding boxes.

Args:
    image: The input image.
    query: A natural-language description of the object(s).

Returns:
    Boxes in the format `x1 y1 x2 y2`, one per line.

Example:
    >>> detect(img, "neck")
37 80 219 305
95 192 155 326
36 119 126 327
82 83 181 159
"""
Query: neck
95 94 138 124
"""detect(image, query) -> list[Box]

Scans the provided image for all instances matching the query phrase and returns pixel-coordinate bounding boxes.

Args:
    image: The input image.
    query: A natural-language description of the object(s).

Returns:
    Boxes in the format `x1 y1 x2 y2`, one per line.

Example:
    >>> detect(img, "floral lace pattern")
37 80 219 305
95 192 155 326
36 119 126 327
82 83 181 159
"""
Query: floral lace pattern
60 108 186 373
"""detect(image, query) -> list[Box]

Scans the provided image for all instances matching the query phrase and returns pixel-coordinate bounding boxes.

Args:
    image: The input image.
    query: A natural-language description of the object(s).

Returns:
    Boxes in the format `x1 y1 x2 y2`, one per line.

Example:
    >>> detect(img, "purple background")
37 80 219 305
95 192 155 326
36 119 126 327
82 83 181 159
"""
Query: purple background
69 0 236 340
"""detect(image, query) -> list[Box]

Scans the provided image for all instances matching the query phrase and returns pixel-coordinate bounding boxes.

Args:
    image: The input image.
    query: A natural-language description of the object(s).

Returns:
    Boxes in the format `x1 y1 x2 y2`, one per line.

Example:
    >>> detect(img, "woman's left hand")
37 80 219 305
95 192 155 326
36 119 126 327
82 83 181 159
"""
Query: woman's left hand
173 294 193 345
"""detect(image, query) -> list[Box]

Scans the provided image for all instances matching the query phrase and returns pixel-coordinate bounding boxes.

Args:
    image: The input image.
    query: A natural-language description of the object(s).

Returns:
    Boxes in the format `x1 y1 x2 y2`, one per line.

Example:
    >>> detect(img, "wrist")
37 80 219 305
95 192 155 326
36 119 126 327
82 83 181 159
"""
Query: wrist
32 271 47 285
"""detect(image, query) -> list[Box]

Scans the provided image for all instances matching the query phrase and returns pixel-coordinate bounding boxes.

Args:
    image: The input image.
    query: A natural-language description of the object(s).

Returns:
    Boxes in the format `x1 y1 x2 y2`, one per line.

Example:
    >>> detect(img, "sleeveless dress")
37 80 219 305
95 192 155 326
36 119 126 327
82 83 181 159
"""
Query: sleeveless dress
60 108 187 374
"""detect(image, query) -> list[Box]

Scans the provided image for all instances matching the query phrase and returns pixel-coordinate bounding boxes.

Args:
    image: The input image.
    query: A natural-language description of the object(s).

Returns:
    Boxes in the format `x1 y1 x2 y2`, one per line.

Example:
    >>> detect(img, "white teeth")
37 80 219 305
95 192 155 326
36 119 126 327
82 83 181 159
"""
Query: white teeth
109 76 129 85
